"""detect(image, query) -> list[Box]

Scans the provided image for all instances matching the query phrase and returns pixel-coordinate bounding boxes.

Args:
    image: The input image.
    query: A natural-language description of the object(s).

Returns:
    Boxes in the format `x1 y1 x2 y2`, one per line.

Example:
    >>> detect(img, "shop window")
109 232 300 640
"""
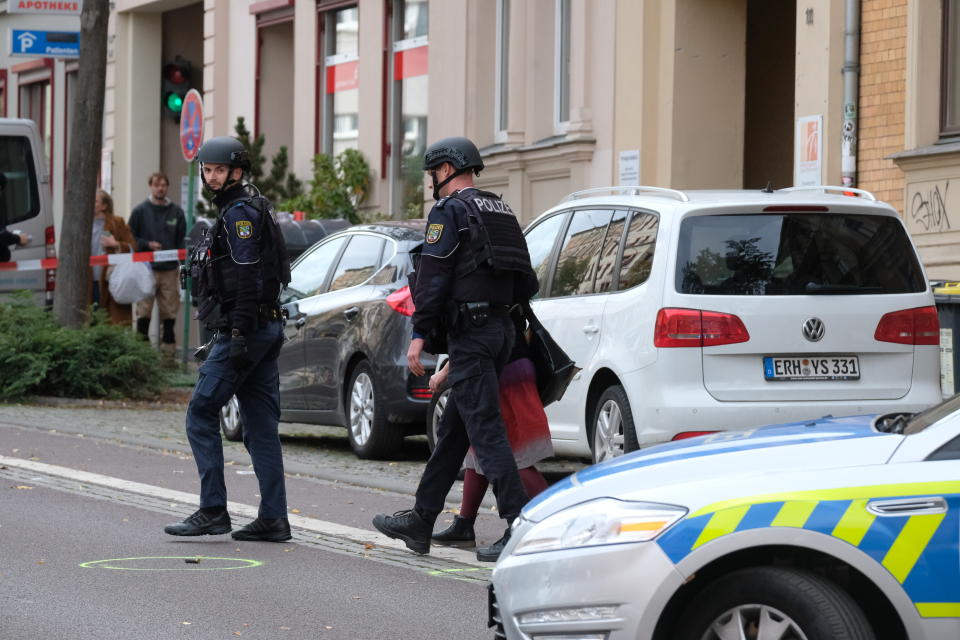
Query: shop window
390 0 429 218
321 4 359 155
19 79 52 171
495 0 510 137
555 0 571 128
65 69 77 169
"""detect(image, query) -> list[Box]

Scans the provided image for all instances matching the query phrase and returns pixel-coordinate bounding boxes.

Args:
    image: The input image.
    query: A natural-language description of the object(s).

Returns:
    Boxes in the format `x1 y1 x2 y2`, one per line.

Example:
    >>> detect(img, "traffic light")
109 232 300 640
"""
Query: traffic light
162 57 191 119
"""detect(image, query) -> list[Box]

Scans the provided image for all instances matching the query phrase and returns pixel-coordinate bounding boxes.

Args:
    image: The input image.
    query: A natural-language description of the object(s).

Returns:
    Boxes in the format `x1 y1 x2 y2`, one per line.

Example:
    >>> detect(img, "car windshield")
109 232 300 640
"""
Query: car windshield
675 213 926 295
903 393 960 435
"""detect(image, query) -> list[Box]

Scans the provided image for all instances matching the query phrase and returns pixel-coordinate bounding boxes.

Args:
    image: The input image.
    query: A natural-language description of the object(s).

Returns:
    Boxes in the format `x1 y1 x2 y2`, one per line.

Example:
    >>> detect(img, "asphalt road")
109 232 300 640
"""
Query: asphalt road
0 400 586 639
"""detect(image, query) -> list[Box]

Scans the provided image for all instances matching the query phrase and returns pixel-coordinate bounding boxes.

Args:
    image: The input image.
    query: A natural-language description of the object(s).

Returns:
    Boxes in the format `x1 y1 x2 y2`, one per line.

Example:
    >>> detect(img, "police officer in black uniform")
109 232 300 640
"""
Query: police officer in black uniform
164 136 293 542
373 136 539 562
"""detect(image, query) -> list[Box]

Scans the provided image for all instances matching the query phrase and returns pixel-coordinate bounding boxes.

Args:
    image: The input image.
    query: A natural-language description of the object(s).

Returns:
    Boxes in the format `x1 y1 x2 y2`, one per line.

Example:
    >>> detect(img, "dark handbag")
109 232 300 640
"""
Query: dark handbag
522 302 580 407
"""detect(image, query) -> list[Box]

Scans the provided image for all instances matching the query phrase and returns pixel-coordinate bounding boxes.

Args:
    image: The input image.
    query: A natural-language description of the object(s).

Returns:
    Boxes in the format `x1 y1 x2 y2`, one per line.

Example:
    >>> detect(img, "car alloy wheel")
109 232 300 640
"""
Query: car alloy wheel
593 398 625 462
427 387 450 452
677 567 874 640
220 395 243 442
702 604 808 640
350 371 375 447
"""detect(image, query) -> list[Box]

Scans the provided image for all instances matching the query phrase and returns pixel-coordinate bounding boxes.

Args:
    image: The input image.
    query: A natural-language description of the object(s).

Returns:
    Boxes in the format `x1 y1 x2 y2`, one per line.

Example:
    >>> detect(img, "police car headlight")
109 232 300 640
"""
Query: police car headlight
512 498 686 556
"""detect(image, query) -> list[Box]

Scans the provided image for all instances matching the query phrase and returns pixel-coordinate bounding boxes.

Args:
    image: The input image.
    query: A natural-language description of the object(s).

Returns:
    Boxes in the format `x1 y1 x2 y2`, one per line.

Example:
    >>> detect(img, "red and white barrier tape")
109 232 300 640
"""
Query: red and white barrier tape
0 249 187 272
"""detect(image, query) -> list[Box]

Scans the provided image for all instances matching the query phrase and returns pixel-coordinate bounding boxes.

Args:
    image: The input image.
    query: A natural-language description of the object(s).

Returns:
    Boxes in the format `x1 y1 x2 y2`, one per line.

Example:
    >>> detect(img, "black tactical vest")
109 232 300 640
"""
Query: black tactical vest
189 194 291 327
450 190 539 300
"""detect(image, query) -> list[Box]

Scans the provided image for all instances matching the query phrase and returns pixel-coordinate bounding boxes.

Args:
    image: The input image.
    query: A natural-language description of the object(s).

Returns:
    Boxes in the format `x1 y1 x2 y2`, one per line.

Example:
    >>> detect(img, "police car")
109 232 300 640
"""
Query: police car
489 394 960 639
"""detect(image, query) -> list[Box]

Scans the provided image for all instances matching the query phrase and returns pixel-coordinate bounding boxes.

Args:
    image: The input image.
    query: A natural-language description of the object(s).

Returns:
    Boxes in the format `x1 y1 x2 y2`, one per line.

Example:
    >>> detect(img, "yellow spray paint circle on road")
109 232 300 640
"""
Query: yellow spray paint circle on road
79 556 263 571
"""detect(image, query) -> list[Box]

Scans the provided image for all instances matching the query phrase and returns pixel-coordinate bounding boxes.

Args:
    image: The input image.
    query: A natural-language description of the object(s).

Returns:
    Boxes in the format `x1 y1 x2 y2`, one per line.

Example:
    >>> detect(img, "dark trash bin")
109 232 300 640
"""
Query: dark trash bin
933 282 960 397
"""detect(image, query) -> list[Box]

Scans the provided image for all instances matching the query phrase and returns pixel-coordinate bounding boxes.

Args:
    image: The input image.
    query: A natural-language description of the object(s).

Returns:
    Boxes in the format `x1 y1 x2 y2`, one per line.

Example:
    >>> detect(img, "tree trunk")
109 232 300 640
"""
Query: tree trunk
52 0 110 329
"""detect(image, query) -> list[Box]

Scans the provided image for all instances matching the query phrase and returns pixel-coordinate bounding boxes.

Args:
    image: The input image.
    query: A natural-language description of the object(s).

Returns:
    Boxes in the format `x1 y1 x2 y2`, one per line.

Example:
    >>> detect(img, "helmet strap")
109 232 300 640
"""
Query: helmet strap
199 163 243 197
431 167 468 201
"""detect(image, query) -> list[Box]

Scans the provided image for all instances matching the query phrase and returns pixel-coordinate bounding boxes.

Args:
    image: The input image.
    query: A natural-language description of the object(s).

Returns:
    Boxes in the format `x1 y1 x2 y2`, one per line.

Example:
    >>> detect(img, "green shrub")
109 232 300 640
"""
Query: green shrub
0 294 169 401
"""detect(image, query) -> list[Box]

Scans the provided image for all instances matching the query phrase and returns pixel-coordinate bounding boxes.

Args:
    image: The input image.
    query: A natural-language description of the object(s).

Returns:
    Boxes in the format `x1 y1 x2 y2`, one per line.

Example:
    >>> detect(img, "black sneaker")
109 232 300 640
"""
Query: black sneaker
231 517 292 542
164 509 232 536
372 509 432 554
476 528 511 562
431 516 476 545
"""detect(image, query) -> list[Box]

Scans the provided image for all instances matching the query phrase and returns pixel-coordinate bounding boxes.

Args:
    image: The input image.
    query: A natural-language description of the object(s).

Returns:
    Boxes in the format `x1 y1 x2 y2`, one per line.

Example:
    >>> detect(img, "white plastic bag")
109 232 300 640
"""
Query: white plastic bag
108 262 155 304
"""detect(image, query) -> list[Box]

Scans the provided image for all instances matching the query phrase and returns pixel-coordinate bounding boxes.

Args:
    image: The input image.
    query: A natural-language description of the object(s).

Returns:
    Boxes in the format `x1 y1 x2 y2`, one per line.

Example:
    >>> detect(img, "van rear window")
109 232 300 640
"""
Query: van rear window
676 213 926 295
0 135 41 226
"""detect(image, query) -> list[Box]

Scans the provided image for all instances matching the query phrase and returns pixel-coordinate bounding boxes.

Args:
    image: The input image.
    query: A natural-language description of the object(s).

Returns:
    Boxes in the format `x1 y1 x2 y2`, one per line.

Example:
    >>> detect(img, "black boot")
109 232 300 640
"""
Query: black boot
136 317 151 340
164 508 231 536
231 517 292 542
372 509 432 554
431 515 476 545
476 527 511 562
162 318 176 344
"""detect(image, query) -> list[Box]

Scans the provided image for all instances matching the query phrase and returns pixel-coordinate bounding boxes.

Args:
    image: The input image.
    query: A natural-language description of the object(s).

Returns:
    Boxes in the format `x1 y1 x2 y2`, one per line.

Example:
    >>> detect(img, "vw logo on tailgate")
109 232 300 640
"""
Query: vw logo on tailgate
802 317 825 342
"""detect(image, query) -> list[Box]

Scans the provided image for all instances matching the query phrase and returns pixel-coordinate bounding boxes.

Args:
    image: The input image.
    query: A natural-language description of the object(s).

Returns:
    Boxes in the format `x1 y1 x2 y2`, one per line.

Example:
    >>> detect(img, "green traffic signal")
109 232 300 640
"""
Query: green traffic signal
165 92 184 114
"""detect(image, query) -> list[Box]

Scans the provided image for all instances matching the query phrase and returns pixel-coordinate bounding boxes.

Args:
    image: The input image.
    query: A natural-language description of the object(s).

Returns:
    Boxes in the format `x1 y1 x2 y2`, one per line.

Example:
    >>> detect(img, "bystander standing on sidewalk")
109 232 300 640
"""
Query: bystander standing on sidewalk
129 172 186 359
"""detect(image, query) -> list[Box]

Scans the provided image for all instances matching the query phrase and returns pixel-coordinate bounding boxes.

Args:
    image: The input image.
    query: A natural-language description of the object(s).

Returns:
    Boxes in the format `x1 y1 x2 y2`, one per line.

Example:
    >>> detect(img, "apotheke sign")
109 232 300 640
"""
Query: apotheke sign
8 1 82 16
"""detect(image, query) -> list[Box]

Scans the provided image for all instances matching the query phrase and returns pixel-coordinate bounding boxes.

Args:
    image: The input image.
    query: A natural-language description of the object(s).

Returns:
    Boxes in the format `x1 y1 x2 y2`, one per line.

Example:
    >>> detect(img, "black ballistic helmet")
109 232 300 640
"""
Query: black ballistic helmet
423 136 484 174
197 136 251 172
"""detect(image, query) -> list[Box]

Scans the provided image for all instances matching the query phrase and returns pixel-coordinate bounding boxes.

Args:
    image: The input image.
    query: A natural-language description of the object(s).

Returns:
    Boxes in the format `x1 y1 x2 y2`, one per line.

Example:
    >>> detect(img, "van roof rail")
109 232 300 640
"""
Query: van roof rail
777 185 877 201
561 186 690 203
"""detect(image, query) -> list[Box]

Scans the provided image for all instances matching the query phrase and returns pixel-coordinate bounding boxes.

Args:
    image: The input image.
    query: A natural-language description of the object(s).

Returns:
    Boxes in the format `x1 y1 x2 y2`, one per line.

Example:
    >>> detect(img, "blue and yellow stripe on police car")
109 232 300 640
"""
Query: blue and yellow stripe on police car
656 481 960 618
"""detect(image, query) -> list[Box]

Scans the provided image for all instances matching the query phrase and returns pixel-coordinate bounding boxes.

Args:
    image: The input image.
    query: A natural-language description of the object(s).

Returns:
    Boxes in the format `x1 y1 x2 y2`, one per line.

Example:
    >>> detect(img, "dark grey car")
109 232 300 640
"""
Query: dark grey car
219 220 435 459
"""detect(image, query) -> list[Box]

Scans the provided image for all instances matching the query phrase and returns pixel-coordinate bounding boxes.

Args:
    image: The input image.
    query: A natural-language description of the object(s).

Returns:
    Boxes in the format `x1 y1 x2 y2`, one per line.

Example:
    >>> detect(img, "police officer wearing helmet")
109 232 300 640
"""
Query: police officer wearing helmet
373 136 539 562
164 136 293 542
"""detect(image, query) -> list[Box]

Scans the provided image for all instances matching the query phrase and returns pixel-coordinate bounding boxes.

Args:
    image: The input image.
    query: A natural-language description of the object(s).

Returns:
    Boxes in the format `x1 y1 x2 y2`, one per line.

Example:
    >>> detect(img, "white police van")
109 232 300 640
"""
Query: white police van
490 396 960 639
0 118 55 303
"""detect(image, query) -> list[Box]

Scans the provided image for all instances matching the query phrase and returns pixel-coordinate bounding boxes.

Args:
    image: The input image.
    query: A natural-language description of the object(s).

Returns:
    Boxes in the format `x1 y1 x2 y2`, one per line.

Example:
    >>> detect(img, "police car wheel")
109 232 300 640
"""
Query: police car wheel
675 567 874 640
426 387 451 453
591 385 638 464
220 395 244 442
347 360 402 459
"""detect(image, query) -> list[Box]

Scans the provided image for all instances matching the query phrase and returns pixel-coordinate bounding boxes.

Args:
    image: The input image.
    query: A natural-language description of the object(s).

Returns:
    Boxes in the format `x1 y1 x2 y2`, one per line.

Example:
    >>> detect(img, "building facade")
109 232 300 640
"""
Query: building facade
0 0 943 279
0 1 81 240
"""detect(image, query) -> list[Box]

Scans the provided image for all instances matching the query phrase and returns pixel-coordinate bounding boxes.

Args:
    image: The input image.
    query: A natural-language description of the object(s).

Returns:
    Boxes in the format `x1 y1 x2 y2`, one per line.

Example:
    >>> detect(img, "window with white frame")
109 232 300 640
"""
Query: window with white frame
495 0 510 138
390 0 429 217
322 4 360 155
555 0 571 129
942 0 960 137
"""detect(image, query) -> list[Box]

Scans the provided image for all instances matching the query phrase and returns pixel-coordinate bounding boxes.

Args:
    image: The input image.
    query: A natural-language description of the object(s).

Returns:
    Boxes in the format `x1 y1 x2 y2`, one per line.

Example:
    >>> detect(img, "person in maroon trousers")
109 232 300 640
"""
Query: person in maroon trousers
429 312 554 545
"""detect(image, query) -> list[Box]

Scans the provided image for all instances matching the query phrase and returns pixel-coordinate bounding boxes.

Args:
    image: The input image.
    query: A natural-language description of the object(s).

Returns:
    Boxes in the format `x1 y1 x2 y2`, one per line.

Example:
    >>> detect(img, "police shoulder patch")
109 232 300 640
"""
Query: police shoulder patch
425 223 444 244
235 220 253 239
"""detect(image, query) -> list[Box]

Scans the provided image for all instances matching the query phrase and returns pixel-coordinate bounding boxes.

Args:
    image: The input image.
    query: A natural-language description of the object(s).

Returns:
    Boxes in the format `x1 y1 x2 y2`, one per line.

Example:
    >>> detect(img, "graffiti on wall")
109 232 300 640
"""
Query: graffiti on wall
907 180 952 234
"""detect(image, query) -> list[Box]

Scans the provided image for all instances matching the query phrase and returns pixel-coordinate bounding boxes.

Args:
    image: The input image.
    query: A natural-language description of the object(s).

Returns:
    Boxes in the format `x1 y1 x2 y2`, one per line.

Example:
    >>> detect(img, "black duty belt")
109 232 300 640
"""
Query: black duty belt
258 303 282 322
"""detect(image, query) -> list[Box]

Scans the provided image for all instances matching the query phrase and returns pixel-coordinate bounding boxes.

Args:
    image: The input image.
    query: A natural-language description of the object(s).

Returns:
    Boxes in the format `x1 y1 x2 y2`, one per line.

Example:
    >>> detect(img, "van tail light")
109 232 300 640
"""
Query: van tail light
654 308 750 347
44 225 56 300
672 430 719 441
874 306 939 345
386 285 415 316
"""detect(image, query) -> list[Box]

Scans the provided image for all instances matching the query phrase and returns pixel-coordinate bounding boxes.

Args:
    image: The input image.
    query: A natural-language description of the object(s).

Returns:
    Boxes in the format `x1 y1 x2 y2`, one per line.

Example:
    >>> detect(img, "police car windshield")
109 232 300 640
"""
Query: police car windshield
903 392 960 435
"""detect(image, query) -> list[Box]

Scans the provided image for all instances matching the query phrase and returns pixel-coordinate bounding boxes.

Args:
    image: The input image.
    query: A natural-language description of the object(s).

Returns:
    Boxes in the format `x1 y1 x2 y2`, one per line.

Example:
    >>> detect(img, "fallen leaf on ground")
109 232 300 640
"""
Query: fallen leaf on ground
290 508 301 514
364 543 374 550
279 626 291 631
13 485 33 490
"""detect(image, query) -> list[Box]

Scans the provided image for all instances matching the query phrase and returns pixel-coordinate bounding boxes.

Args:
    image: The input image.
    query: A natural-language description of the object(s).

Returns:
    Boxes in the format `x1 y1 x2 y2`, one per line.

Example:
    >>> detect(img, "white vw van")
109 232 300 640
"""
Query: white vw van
0 118 55 303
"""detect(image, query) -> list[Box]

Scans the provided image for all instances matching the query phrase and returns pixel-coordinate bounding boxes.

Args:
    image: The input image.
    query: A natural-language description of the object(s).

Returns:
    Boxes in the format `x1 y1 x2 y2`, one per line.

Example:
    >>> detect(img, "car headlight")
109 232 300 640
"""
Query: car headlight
512 498 686 556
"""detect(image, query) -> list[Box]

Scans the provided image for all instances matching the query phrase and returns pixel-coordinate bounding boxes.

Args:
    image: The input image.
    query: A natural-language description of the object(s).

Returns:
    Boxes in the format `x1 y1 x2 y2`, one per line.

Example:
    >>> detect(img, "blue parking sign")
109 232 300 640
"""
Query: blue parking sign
10 30 80 59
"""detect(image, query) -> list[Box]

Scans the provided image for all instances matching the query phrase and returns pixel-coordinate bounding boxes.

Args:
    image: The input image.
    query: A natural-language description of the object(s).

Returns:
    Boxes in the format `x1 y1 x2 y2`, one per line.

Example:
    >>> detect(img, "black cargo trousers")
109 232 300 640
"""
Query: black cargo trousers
413 313 528 524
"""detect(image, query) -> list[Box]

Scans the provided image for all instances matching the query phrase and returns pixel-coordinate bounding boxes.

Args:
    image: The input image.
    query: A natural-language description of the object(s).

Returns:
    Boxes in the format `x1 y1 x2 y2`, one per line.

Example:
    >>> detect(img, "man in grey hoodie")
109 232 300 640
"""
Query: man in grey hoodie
129 171 186 358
